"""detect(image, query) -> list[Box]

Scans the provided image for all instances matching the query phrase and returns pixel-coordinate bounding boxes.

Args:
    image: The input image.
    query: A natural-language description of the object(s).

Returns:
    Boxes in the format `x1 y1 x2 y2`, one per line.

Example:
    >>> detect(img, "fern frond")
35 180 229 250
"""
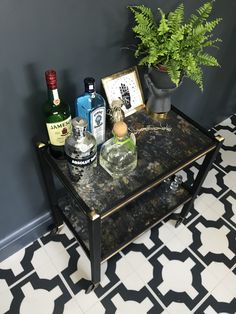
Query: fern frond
157 8 169 35
168 61 181 85
167 3 184 33
189 1 213 26
197 53 220 66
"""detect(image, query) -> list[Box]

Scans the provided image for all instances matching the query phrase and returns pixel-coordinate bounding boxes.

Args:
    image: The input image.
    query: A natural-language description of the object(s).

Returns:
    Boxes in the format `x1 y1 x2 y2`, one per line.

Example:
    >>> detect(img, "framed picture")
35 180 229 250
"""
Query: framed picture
102 66 145 117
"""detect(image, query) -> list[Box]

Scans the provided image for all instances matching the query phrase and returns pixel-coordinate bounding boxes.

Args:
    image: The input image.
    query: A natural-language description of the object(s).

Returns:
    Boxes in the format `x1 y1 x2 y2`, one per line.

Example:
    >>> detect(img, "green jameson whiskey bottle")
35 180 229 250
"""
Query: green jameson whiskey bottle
44 69 72 159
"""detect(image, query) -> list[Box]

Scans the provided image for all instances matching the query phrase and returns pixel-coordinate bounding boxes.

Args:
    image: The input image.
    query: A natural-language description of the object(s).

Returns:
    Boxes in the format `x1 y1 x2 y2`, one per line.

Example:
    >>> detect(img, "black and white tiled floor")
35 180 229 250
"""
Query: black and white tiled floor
1 114 236 314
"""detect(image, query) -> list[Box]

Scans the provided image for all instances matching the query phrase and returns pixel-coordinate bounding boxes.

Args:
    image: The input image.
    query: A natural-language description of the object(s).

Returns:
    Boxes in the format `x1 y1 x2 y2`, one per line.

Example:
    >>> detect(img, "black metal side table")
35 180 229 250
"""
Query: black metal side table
35 106 223 293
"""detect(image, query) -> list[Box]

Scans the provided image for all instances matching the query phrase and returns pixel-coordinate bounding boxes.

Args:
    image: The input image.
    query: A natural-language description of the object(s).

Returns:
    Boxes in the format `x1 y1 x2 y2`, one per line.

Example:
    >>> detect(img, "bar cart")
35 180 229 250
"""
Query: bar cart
36 106 223 293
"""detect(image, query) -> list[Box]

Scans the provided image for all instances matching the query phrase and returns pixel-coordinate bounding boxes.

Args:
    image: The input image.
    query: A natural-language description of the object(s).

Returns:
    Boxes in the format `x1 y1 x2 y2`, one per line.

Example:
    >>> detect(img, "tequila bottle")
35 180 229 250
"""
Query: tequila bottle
75 77 106 145
99 121 137 178
64 117 97 182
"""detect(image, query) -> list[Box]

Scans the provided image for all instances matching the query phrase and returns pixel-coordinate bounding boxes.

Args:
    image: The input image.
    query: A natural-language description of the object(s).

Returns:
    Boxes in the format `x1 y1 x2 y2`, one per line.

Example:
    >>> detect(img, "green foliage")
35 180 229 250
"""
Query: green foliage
128 1 222 90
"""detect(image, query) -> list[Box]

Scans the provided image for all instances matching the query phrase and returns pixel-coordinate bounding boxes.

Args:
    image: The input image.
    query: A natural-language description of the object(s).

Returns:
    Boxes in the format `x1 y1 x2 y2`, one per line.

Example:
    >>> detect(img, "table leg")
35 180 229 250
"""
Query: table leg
176 136 224 227
86 210 101 293
36 142 64 233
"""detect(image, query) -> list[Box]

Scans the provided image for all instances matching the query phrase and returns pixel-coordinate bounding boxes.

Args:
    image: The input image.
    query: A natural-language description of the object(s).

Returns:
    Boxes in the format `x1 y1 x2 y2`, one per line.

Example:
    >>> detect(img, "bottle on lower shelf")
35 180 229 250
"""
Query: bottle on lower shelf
64 117 97 183
99 121 137 178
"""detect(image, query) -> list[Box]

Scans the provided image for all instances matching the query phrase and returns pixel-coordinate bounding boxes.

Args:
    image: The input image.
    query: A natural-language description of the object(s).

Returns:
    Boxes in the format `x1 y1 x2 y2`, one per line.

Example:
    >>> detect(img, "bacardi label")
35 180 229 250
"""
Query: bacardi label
90 107 106 145
46 116 72 146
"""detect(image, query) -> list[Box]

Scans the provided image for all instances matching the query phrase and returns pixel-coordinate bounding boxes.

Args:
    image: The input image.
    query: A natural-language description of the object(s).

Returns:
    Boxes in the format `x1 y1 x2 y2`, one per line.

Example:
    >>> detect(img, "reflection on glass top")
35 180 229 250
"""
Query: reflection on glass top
55 108 215 215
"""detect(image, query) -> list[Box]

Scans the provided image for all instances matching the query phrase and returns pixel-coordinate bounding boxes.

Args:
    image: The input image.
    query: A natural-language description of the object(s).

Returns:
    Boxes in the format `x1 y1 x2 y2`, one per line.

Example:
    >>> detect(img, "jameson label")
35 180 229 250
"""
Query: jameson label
46 116 72 146
90 107 105 145
66 151 97 168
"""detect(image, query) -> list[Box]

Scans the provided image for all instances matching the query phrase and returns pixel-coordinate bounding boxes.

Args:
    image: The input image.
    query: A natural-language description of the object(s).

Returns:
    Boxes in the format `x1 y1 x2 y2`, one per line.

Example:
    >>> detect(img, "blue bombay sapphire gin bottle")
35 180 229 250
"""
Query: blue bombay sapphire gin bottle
75 77 106 145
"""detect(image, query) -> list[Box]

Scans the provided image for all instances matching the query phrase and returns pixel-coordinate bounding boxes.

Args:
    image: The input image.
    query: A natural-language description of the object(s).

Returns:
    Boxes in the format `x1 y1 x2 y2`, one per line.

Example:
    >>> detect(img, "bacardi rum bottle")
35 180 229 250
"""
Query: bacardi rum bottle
44 69 72 159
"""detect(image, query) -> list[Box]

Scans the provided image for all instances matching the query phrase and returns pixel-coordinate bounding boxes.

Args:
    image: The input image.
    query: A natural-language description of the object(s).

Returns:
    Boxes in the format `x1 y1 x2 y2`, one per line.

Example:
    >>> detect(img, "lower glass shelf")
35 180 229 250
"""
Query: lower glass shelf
59 183 192 263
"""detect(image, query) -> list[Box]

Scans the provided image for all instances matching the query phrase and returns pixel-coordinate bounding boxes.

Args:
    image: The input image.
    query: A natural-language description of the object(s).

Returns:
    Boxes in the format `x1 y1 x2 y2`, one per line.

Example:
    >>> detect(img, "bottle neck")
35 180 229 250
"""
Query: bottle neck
48 88 60 106
114 134 129 144
73 126 86 140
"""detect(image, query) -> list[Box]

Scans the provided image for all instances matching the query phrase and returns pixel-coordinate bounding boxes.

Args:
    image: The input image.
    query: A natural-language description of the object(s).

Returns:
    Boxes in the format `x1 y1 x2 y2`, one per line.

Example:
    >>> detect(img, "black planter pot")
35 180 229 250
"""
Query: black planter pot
149 67 177 89
145 67 182 118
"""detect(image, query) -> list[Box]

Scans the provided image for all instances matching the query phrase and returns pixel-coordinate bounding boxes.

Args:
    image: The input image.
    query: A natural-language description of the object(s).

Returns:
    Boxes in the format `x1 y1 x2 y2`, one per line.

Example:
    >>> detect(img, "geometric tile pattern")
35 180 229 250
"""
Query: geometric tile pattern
0 114 236 313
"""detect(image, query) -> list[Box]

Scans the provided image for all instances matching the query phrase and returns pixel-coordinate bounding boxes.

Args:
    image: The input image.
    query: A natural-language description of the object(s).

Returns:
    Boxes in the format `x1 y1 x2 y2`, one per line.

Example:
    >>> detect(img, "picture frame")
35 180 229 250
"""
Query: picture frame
101 66 145 117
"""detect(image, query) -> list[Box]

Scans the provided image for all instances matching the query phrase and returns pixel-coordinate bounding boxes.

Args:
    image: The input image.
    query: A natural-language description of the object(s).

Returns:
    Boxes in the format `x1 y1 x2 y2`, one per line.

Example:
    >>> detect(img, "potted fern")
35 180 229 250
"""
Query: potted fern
128 1 222 91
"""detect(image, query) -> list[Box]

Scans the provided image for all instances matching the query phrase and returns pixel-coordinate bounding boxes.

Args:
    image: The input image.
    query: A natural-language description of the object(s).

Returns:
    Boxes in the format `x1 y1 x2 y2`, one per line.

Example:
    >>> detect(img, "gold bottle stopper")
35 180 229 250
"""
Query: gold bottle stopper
113 121 128 138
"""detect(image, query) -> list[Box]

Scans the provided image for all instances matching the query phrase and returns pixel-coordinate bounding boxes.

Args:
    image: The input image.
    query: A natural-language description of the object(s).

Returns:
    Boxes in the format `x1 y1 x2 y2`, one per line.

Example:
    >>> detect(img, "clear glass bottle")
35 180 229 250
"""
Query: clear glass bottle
64 117 97 183
44 69 72 159
99 121 137 178
75 77 106 146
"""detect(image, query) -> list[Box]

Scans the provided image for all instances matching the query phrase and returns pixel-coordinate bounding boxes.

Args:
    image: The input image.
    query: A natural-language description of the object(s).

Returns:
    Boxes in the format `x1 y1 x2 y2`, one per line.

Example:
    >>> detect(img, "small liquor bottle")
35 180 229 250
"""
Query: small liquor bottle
64 117 97 182
44 69 72 159
75 77 106 145
99 121 137 178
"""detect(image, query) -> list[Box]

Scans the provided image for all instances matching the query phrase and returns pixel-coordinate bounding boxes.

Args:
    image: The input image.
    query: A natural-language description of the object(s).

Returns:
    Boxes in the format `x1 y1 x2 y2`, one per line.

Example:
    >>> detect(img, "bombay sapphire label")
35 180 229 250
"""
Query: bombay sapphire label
66 151 97 167
91 107 106 145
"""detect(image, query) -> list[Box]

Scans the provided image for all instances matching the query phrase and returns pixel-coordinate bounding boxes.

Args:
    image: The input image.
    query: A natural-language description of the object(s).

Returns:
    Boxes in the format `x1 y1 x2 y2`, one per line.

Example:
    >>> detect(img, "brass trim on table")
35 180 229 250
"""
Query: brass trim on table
88 210 100 221
101 143 217 219
215 134 225 142
36 142 46 149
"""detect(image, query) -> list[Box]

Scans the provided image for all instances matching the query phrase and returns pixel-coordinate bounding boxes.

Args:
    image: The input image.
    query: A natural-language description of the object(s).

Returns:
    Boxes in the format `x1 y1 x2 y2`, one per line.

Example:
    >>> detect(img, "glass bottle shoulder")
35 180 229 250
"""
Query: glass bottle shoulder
76 92 105 110
101 135 136 152
65 132 96 154
44 100 71 121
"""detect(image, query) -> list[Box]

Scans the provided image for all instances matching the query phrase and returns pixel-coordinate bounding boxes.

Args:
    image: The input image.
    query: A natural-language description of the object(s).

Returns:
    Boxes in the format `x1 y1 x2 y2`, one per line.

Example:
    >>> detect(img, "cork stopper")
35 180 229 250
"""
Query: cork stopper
113 121 128 138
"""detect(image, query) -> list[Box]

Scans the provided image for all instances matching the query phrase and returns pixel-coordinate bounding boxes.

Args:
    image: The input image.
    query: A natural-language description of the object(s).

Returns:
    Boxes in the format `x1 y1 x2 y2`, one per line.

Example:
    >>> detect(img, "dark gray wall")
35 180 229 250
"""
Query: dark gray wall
0 0 235 259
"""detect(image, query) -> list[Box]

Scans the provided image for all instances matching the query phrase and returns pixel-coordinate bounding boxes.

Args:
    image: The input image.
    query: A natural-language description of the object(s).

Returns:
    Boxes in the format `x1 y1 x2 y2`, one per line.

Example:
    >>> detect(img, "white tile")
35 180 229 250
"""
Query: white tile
158 223 176 245
164 236 188 253
211 281 235 303
175 227 193 248
70 246 92 283
220 270 236 295
31 247 58 280
74 289 100 312
43 242 67 259
220 149 236 168
133 230 155 249
164 302 192 314
196 224 234 258
200 206 223 222
63 297 83 314
122 271 146 291
115 255 135 281
202 168 221 192
124 251 149 270
215 129 236 147
20 282 62 314
223 171 236 191
226 195 236 225
0 279 13 313
0 247 26 275
195 193 217 208
85 301 106 314
202 262 231 283
158 256 197 298
111 293 153 313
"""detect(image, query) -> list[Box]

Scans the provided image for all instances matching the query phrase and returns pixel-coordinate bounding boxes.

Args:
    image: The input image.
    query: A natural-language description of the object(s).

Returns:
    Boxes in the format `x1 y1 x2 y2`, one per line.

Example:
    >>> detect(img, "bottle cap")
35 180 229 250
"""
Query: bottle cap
45 69 57 90
113 121 128 138
72 117 88 129
84 77 95 93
